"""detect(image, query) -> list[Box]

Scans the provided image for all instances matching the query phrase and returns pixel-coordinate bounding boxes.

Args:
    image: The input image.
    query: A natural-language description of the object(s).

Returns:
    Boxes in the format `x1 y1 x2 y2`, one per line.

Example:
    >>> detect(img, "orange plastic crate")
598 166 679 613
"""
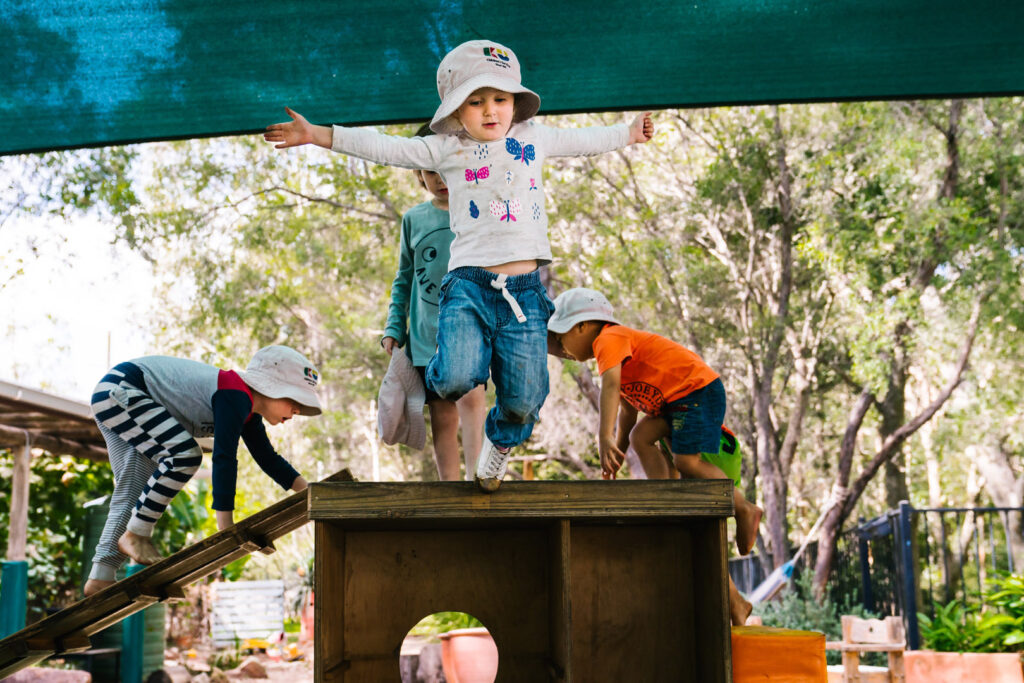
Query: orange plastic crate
732 625 828 682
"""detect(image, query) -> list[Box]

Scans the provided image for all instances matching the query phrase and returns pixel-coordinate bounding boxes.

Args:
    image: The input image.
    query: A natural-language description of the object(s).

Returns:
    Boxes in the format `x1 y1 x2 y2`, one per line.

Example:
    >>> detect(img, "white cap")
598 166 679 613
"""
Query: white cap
376 350 427 450
238 345 322 416
547 288 620 334
430 40 541 135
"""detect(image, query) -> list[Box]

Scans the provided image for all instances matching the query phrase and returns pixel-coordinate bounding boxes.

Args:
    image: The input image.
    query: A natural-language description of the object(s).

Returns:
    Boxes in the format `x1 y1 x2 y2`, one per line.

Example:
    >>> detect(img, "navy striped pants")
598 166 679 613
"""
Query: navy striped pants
88 363 203 581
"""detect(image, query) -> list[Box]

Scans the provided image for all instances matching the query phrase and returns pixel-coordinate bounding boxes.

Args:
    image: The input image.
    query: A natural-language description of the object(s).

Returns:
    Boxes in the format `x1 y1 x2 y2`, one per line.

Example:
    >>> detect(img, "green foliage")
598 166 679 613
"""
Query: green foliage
919 600 991 652
408 611 484 639
0 451 112 615
754 571 876 637
921 574 1024 653
220 556 250 582
157 479 216 555
753 572 878 665
209 648 243 671
13 99 1023 594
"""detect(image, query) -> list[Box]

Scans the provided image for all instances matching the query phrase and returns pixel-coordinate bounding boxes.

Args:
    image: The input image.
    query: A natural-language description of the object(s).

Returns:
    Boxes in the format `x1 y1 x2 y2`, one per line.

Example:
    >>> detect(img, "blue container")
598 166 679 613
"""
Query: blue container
0 560 28 638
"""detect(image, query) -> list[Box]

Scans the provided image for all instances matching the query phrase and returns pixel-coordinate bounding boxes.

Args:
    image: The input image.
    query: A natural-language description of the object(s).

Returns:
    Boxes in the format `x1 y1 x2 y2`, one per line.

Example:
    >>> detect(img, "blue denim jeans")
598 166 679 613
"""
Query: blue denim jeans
426 267 554 449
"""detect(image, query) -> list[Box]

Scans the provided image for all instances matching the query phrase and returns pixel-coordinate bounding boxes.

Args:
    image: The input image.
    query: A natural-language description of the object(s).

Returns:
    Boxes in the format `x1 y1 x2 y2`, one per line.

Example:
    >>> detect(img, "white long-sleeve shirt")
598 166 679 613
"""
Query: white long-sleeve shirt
331 120 630 270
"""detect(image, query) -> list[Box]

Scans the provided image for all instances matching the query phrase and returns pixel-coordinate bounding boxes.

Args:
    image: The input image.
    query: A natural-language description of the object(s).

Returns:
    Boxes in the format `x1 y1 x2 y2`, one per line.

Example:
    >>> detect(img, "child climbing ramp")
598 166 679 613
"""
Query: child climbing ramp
84 346 321 597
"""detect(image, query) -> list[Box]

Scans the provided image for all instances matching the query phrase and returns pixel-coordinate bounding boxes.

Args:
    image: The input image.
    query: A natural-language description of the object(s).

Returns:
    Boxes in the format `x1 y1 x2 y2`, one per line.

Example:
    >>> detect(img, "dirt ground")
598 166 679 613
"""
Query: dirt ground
163 645 315 682
253 658 314 682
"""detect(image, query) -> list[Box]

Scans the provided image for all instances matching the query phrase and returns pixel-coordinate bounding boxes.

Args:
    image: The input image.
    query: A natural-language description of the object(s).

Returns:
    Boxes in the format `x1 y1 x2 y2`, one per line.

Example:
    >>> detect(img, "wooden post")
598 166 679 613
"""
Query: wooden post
6 434 31 562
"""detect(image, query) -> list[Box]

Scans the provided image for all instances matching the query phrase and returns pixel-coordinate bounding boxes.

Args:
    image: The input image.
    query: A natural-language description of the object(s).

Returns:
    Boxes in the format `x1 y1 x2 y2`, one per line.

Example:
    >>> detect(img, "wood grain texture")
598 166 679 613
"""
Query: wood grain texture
693 519 732 683
313 479 734 682
309 480 733 522
331 527 553 682
548 520 571 682
569 525 697 682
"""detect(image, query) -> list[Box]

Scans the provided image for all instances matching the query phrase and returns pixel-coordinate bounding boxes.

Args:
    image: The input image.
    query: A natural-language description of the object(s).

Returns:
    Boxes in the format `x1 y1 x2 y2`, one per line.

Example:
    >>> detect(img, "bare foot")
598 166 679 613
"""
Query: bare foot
735 502 763 556
118 531 164 565
731 593 753 626
83 578 114 597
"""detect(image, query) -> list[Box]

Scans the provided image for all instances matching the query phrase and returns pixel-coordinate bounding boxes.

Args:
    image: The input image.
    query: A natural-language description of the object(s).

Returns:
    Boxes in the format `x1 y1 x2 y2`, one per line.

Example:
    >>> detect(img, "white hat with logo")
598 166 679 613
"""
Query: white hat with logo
430 39 541 135
547 288 620 334
239 345 322 416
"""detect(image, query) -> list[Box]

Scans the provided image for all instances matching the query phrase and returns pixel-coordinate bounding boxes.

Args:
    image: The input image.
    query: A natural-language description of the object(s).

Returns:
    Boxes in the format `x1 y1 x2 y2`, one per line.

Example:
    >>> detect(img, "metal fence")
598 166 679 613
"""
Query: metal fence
730 501 1024 650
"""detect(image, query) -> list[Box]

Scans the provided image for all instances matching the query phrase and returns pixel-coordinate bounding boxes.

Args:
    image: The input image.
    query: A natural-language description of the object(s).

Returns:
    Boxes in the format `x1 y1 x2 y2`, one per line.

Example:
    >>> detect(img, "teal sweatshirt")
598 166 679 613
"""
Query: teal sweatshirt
384 201 454 366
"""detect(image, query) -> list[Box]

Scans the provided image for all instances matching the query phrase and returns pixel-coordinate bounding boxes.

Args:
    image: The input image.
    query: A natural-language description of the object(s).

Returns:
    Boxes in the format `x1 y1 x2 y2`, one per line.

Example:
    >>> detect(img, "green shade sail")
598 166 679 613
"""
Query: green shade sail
3 0 1023 155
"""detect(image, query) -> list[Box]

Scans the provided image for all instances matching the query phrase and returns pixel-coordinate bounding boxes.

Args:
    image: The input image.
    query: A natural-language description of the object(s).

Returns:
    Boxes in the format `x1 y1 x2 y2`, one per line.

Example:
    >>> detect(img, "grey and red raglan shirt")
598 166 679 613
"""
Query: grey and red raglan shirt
114 356 301 511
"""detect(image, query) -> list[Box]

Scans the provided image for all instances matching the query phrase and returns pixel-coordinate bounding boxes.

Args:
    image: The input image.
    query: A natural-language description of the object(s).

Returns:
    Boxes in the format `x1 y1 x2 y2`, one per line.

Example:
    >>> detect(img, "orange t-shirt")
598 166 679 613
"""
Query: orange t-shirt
592 325 719 415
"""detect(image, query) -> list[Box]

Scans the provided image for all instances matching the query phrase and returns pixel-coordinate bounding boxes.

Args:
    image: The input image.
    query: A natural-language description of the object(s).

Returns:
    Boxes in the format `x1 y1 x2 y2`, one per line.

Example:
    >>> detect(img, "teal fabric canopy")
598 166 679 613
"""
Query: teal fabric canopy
3 0 1023 155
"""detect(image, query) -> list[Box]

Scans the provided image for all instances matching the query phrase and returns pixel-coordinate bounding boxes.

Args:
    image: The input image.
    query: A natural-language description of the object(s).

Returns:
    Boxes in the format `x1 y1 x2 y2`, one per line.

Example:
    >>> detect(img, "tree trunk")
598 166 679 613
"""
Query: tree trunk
812 292 985 596
880 322 911 510
752 107 799 568
974 442 1024 571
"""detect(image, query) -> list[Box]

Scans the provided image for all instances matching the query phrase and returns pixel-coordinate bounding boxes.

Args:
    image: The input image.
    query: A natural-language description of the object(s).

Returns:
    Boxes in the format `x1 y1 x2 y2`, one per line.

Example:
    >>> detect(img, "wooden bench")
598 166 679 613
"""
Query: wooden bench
825 616 905 683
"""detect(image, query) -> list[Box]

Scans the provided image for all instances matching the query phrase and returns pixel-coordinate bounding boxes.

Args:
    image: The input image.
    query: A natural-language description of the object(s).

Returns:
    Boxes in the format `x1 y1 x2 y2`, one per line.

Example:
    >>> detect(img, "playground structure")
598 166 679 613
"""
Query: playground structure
2 4 1021 683
309 479 734 682
0 470 353 679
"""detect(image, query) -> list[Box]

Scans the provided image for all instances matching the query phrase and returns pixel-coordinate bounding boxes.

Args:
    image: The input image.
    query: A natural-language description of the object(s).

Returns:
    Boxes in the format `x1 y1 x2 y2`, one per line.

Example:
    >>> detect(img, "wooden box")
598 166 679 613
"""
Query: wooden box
309 480 734 682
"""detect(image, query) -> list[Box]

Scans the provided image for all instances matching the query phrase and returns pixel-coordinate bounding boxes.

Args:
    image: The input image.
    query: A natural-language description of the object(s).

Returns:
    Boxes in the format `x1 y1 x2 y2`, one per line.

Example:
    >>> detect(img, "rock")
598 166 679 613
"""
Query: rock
231 658 267 679
1 668 91 683
190 675 210 683
160 664 192 683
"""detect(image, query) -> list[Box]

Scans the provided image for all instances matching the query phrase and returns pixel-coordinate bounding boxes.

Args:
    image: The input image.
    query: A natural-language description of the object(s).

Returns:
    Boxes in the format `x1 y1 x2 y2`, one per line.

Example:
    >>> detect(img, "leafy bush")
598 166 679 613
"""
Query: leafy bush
753 571 879 664
920 573 1024 653
918 601 990 652
0 452 113 616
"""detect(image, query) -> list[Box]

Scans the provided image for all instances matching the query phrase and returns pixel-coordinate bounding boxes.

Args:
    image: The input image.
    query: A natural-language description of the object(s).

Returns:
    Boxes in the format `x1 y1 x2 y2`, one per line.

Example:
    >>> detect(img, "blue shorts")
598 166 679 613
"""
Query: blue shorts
414 365 442 403
664 378 726 456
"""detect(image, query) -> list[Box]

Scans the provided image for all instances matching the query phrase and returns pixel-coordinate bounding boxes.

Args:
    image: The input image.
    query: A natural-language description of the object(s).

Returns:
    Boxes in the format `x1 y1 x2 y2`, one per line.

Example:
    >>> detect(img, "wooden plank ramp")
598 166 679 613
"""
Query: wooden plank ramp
0 469 354 678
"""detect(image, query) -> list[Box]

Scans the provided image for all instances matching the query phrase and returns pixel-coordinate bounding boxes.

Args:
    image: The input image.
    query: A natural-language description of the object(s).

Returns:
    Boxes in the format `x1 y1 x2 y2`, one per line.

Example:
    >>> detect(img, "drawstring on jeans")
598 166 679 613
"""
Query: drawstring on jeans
490 273 527 323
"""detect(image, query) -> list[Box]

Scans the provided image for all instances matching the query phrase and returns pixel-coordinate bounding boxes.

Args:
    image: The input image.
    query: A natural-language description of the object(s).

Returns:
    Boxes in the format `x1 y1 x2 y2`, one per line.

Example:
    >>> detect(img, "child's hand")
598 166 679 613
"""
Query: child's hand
628 111 654 144
381 337 397 356
599 437 625 480
264 107 317 149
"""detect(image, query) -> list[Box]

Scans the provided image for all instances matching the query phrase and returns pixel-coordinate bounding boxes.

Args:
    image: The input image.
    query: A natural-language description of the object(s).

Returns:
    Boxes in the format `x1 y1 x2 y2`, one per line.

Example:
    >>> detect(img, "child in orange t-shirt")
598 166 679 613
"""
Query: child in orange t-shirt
547 287 763 625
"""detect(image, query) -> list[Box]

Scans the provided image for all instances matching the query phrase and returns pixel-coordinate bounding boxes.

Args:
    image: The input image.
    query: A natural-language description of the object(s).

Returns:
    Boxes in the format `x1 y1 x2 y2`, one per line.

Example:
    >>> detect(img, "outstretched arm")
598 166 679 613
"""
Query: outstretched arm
264 107 334 149
540 111 654 158
267 107 443 170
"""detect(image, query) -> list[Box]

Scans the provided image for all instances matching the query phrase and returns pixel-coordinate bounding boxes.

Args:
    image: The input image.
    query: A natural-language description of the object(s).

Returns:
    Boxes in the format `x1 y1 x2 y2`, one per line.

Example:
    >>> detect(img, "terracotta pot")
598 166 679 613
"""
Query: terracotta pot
904 651 1024 683
439 628 498 683
299 591 315 643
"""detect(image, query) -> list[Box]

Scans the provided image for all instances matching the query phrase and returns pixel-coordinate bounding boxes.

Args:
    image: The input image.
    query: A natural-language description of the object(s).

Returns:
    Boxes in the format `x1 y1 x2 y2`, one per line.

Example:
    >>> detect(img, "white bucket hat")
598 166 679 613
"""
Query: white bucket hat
430 39 541 135
238 345 322 416
547 288 621 334
377 350 427 450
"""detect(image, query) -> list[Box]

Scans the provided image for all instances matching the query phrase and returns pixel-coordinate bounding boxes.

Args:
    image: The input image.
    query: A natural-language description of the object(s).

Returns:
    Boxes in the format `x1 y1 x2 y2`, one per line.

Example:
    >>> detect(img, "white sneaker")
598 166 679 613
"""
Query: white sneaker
475 436 511 492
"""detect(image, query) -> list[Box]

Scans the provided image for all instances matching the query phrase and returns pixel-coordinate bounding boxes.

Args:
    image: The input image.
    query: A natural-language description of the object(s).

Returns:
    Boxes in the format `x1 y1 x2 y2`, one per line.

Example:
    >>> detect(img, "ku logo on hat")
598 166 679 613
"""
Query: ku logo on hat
304 367 319 386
